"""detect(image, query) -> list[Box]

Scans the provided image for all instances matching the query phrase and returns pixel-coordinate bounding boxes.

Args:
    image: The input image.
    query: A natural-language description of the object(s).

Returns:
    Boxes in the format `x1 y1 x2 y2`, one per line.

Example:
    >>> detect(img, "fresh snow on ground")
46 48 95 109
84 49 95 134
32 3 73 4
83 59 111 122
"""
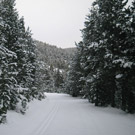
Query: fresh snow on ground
0 93 135 135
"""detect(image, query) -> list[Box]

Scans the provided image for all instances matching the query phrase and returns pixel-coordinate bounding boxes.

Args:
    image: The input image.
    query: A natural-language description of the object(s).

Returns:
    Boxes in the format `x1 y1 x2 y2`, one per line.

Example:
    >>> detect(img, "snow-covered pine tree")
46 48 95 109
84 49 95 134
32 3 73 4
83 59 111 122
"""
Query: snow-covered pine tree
14 17 31 113
125 0 135 113
71 0 135 112
34 60 49 99
114 0 135 112
21 28 37 101
0 0 46 123
87 0 128 108
0 39 17 123
95 0 135 111
94 0 131 108
24 29 45 101
66 42 84 97
0 45 17 123
0 0 20 123
54 69 64 91
80 3 110 106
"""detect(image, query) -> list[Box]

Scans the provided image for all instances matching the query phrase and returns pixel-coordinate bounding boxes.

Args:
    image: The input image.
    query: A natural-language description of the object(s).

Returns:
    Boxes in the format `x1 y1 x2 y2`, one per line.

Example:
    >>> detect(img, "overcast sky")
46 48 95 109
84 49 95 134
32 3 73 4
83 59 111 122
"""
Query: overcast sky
15 0 93 48
16 0 133 48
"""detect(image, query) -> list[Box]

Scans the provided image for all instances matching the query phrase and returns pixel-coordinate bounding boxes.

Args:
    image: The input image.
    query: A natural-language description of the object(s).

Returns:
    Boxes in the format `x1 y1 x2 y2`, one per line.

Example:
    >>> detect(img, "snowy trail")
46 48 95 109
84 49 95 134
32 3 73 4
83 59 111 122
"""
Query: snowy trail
31 103 59 135
0 93 135 135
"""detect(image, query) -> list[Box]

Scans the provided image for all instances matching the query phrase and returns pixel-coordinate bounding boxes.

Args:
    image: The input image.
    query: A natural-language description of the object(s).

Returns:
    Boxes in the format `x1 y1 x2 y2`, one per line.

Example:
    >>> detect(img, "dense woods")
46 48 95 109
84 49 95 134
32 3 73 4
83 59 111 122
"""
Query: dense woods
0 0 45 123
35 40 76 93
66 0 135 113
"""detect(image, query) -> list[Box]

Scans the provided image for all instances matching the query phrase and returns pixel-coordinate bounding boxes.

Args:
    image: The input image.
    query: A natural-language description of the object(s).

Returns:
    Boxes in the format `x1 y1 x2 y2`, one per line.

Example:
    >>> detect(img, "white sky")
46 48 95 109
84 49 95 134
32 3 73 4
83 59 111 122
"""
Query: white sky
15 0 133 48
15 0 93 48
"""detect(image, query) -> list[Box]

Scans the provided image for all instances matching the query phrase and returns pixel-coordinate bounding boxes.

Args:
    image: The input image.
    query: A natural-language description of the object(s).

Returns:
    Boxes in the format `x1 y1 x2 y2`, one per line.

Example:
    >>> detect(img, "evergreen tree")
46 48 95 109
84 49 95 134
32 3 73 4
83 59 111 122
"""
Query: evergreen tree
0 0 46 123
69 0 135 113
0 0 19 122
34 60 49 99
114 0 135 112
54 69 64 90
66 42 84 97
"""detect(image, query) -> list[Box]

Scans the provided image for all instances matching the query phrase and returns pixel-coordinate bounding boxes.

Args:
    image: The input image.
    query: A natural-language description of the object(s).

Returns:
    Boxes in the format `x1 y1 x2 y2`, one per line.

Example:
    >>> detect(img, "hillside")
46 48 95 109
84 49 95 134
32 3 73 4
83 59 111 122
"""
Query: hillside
35 40 76 92
35 40 76 70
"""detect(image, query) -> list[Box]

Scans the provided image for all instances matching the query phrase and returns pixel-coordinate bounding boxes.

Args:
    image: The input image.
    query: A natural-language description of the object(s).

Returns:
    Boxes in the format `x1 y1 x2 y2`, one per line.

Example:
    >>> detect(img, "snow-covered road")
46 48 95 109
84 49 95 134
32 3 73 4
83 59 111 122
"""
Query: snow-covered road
0 93 135 135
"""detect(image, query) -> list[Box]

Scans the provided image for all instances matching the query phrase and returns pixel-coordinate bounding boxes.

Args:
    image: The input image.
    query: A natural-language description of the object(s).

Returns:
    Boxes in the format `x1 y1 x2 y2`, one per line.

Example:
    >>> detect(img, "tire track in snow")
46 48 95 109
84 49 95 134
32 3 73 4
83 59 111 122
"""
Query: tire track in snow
30 103 59 135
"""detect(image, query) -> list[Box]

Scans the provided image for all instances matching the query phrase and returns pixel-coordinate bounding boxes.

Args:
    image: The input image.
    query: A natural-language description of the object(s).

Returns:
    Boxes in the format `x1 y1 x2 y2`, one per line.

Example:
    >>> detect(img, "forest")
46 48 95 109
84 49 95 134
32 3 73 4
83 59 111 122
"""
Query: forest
67 0 135 113
0 0 135 124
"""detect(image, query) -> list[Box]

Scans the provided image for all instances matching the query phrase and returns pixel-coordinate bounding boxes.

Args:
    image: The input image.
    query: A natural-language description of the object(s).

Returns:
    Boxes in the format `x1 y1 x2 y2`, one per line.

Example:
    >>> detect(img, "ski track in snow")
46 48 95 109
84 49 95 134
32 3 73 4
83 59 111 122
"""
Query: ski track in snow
30 103 59 135
0 93 135 135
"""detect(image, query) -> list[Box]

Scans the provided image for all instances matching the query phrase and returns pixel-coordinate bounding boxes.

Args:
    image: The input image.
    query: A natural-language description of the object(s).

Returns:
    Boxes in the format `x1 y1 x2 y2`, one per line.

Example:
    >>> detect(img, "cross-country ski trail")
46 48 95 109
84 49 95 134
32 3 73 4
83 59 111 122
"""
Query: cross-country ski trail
0 93 135 135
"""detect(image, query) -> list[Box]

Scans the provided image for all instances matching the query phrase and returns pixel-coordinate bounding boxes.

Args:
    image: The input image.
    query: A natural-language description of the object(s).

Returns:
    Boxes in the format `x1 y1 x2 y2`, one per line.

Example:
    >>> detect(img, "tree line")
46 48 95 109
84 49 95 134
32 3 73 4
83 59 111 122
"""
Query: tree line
66 0 135 113
36 40 76 93
0 0 45 123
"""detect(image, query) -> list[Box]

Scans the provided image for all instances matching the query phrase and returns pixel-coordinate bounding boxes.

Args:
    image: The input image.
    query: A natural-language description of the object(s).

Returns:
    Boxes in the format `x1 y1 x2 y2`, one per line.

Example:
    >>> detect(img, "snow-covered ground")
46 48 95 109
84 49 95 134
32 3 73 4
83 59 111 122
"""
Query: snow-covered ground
0 93 135 135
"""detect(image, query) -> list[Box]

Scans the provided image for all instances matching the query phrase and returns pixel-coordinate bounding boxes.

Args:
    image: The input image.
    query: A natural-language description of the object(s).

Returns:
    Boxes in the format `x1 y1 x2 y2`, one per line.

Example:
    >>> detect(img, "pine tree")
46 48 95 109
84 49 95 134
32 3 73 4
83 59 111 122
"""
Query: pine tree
71 0 135 112
114 0 135 112
54 69 64 90
0 0 46 123
0 0 19 122
80 3 109 106
34 60 49 99
66 42 84 97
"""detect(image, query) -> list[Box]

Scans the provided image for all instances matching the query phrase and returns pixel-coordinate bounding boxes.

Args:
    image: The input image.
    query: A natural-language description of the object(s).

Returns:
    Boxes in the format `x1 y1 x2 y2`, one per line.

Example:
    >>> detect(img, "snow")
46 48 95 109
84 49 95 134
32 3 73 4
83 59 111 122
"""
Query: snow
0 69 2 76
88 42 99 49
113 58 125 65
0 93 135 135
113 59 133 68
116 74 123 79
123 62 133 68
104 53 113 59
8 72 18 75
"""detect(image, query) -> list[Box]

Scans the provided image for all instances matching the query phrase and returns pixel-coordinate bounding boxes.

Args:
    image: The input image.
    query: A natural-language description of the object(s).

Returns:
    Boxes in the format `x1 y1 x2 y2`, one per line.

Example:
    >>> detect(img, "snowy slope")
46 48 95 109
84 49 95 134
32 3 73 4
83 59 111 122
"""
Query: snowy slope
0 93 135 135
